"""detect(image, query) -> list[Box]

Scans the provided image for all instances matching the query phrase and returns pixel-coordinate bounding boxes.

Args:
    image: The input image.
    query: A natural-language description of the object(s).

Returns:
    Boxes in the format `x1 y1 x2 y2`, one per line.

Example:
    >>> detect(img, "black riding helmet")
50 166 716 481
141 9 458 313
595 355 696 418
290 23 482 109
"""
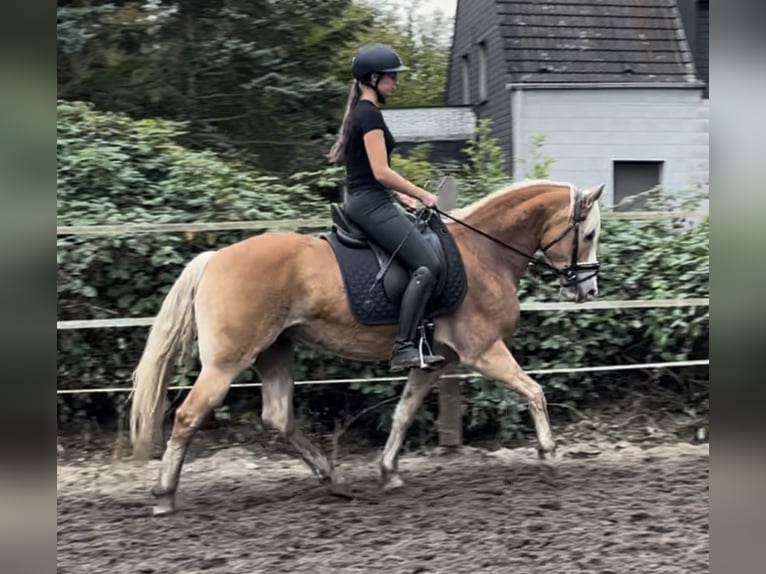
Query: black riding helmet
351 44 409 81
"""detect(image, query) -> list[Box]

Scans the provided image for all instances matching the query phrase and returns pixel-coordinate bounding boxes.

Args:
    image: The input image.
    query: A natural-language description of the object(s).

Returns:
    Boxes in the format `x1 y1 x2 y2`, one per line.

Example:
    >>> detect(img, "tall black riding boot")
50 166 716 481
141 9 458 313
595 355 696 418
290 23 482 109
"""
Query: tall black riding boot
390 266 445 372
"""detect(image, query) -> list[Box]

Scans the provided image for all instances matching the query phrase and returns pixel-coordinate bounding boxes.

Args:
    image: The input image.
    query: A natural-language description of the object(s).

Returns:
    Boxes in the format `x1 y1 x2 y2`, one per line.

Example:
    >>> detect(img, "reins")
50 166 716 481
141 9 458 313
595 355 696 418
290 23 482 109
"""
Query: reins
432 206 559 275
427 185 599 286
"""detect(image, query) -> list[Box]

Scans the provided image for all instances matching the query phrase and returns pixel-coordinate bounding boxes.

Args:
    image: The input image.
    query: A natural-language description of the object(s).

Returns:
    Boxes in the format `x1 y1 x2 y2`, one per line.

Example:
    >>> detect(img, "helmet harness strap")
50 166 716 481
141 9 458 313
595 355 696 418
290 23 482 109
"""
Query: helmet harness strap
366 74 385 104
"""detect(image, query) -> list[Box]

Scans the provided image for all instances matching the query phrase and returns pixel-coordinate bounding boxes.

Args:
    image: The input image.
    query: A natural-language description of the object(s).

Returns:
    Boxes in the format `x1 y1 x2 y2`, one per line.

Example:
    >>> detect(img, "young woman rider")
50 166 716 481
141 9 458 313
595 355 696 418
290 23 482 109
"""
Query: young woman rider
328 44 445 372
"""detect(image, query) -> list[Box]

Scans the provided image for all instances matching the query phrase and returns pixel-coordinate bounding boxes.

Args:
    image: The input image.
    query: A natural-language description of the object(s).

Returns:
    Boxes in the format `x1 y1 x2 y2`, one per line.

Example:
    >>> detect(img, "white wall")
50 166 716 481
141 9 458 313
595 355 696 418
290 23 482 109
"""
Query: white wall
382 107 477 143
510 87 709 208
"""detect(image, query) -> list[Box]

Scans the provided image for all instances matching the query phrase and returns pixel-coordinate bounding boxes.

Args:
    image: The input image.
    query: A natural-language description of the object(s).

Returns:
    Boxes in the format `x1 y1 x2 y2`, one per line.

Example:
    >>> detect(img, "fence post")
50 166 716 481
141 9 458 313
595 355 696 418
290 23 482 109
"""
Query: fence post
435 176 463 448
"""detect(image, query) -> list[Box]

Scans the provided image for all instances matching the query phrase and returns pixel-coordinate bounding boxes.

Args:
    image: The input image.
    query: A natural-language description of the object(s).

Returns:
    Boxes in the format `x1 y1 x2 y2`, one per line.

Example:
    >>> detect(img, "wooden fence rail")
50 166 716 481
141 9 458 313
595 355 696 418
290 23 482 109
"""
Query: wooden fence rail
56 211 706 237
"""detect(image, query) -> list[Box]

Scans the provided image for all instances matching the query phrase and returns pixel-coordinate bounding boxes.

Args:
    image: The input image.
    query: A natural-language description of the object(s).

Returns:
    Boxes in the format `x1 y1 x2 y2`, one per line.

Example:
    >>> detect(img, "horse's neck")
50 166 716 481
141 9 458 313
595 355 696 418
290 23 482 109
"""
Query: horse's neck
458 187 566 279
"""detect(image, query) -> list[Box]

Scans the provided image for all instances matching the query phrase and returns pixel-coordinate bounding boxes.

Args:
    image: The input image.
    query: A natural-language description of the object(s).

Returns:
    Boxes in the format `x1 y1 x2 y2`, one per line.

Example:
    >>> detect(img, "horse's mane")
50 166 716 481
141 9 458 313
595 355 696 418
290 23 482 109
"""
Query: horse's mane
450 179 573 219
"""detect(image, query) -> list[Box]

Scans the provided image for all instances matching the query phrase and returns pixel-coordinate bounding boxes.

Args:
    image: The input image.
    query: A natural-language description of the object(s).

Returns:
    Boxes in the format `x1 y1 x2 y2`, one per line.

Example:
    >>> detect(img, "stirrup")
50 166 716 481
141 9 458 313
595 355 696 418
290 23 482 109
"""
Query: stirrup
390 352 443 373
417 325 443 370
389 342 443 372
389 326 444 372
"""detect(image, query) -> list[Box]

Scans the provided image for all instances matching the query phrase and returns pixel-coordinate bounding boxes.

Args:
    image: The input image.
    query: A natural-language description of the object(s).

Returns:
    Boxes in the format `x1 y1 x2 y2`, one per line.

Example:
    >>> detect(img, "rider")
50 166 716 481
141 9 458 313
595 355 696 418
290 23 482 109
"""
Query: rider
328 43 445 372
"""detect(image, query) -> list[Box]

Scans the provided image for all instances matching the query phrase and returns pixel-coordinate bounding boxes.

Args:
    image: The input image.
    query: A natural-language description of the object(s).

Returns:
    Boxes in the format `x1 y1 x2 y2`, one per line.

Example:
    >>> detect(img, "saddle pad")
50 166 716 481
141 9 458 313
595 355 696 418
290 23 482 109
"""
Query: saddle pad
323 217 468 326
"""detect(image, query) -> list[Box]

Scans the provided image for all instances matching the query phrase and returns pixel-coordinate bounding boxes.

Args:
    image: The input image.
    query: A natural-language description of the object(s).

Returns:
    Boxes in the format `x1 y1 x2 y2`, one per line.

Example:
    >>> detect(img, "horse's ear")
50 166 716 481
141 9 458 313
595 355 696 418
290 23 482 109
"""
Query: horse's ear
584 184 605 209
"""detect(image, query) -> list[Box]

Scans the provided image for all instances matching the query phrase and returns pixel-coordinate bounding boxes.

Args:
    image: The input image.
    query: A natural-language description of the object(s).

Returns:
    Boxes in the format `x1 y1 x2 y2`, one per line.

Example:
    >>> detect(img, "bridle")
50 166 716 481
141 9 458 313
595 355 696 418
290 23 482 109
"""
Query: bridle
537 186 601 286
432 186 600 287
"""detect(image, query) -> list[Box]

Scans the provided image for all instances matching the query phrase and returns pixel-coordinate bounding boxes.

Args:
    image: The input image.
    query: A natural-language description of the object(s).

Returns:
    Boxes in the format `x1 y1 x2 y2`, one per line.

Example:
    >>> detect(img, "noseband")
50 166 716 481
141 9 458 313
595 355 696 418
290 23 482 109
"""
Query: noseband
433 186 600 287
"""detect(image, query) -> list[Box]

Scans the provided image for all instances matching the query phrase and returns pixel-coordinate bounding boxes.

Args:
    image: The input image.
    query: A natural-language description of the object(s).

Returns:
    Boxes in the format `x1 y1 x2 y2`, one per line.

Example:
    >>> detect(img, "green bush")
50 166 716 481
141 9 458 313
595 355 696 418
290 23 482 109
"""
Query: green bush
390 144 438 187
457 118 512 205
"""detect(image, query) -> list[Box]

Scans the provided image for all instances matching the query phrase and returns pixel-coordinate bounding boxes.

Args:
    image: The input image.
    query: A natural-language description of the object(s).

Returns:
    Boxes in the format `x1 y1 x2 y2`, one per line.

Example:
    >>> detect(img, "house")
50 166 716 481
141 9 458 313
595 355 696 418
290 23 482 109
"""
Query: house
382 105 477 166
445 0 709 209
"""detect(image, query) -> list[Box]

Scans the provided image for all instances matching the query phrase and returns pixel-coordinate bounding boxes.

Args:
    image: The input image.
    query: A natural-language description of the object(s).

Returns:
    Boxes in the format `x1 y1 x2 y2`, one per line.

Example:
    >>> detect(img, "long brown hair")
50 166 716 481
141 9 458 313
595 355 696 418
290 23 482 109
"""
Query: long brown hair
328 79 362 164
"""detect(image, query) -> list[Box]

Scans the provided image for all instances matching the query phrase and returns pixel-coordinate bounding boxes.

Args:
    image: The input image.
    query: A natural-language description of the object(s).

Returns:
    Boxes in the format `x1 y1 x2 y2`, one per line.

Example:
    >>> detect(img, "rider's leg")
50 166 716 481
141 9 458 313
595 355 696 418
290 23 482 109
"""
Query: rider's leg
389 265 444 371
344 192 444 371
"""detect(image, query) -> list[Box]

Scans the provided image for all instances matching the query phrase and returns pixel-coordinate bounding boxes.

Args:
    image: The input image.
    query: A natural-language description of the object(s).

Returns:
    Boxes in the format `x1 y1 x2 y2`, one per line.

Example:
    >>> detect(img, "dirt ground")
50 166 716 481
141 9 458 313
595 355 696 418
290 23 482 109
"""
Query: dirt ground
57 428 709 574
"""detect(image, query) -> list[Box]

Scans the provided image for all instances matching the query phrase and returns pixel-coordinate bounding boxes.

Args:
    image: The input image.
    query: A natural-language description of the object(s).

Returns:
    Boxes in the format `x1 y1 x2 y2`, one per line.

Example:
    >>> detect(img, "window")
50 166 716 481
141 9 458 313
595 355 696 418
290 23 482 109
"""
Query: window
613 161 663 210
477 42 487 101
461 55 470 104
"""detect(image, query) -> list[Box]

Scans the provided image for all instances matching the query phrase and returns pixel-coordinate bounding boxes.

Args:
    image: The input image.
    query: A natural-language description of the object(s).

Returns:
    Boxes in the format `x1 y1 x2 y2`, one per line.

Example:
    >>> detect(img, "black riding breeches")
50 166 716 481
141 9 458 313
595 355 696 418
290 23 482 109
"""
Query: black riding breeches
343 189 443 279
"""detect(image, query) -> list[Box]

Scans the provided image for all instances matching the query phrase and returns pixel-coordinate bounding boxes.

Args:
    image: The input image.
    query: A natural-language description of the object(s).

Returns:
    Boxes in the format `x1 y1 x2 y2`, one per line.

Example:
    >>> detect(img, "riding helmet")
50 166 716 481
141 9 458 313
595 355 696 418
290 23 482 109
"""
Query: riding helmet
351 44 409 80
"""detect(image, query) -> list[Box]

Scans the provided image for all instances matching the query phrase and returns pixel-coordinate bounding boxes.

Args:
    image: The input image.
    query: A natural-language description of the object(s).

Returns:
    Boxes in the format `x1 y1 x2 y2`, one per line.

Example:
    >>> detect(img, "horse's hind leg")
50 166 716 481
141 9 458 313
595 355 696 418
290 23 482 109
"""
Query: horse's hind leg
256 337 336 484
151 362 240 515
466 339 556 457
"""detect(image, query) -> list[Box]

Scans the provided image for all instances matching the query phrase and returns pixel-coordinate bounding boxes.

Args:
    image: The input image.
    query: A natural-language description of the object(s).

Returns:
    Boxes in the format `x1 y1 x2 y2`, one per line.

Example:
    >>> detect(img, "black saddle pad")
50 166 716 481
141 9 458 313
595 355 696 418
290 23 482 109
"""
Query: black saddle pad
322 212 468 326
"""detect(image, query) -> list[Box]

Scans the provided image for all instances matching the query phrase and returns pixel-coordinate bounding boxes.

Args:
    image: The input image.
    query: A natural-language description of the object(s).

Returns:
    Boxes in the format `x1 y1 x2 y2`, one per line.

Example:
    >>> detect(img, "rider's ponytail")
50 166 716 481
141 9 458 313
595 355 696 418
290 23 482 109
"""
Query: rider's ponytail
328 79 361 164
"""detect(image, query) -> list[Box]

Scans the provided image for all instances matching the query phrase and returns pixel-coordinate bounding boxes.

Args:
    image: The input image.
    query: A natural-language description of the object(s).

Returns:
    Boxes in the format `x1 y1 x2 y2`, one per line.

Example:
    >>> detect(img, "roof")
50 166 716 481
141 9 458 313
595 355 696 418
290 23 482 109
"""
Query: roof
497 0 699 84
382 107 477 142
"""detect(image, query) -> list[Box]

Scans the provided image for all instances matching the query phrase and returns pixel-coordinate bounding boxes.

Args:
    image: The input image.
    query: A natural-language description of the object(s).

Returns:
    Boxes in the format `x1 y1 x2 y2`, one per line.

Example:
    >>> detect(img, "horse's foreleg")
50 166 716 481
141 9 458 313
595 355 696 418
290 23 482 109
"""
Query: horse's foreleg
256 338 336 484
379 367 441 490
151 364 239 515
466 339 556 457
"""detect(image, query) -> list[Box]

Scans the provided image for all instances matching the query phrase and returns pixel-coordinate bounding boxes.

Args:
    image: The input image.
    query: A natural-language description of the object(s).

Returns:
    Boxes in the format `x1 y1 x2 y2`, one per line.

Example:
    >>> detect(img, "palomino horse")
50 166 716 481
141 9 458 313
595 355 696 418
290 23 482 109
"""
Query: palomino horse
130 179 604 515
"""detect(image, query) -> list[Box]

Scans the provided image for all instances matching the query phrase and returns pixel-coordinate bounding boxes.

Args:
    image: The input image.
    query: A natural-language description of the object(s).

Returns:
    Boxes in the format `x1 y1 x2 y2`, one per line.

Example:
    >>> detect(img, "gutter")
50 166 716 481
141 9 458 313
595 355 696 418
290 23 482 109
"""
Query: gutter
505 81 706 90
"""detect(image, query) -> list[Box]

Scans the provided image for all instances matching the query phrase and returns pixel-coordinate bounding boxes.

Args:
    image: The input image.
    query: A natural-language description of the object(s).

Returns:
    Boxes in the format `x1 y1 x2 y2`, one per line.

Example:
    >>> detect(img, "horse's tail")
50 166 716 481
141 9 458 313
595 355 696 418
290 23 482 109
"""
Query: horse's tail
130 251 215 460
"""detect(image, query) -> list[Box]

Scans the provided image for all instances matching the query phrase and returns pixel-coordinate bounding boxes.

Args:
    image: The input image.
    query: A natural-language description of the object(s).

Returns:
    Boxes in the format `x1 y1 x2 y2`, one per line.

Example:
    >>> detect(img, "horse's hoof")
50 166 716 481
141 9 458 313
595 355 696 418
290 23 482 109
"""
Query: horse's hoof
319 474 352 499
327 482 354 499
381 474 405 491
151 490 177 516
152 501 176 516
538 444 558 460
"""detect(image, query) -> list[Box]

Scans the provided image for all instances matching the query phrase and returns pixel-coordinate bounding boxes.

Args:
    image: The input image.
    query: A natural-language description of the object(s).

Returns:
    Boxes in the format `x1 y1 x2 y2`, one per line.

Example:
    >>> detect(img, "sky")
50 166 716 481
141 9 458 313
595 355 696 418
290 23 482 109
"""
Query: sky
390 0 458 20
373 0 458 46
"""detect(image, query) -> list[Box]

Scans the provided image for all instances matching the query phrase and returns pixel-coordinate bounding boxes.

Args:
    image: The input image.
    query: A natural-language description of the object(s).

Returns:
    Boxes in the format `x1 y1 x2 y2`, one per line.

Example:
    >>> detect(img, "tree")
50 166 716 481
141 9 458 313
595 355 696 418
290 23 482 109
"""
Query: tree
57 0 451 173
58 1 372 172
58 0 456 173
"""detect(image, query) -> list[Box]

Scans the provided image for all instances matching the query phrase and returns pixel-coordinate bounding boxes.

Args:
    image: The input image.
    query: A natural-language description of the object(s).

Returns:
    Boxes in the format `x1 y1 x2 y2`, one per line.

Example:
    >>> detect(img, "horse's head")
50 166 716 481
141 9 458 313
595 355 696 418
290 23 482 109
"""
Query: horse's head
539 183 604 303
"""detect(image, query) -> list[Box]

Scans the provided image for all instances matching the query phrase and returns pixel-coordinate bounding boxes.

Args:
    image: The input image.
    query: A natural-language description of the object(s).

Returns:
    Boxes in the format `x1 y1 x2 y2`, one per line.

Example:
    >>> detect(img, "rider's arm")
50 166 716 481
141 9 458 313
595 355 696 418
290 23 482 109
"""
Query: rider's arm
363 129 435 205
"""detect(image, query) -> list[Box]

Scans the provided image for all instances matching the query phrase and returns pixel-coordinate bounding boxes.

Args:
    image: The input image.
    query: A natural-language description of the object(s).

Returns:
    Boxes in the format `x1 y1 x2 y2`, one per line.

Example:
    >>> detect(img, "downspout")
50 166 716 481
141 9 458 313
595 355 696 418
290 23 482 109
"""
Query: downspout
506 82 524 181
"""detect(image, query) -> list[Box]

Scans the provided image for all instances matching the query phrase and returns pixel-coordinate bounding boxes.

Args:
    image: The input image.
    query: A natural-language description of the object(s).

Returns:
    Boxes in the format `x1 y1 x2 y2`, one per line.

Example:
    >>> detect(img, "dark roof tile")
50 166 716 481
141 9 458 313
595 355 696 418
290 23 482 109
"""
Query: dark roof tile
497 0 697 83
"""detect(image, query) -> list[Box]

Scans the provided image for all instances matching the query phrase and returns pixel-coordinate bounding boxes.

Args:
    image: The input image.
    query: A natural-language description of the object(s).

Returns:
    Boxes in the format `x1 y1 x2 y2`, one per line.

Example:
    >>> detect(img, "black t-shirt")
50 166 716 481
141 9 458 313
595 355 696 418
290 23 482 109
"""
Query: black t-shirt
345 100 396 194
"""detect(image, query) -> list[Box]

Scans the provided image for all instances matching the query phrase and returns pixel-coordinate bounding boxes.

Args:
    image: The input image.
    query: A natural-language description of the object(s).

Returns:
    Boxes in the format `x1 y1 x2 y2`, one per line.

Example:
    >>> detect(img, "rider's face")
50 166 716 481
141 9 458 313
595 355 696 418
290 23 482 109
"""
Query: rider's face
376 72 399 97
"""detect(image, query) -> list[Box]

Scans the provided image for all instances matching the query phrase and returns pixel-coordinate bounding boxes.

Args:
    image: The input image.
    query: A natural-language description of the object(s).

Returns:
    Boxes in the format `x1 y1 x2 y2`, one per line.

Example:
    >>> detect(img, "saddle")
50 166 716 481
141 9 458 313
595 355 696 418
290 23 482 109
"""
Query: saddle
322 203 467 326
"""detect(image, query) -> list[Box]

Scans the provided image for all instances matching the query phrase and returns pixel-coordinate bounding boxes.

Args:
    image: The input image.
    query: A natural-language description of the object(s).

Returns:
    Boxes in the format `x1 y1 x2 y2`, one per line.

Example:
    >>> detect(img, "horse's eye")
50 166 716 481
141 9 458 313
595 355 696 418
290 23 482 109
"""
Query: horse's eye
584 230 596 241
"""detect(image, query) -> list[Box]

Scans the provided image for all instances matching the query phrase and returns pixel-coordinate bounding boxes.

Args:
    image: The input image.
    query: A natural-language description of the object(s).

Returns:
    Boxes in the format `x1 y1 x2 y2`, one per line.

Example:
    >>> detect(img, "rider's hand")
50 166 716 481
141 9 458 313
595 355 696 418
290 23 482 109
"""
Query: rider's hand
419 191 438 208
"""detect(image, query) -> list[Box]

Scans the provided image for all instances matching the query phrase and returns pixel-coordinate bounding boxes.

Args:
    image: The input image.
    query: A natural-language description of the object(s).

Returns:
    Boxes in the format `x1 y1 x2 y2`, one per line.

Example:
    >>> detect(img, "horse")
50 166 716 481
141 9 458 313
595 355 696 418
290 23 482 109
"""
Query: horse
129 179 604 515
